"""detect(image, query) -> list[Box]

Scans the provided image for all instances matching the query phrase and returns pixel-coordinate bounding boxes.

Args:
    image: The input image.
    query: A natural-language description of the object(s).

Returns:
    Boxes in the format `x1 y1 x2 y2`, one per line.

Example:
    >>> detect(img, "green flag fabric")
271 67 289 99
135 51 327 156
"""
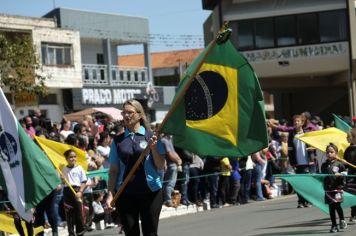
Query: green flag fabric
161 39 268 157
0 88 60 221
332 113 352 133
87 168 109 184
276 174 356 214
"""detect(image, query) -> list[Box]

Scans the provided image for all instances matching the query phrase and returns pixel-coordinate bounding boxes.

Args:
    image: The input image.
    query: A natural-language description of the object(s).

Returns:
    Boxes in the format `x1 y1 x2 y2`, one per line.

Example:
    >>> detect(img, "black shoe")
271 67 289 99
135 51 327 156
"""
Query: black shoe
329 225 339 233
297 203 304 208
181 200 191 206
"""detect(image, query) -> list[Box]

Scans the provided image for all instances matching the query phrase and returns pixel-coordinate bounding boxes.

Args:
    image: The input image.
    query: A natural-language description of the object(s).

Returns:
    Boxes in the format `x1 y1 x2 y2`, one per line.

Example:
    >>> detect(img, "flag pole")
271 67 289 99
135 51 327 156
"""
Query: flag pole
336 156 356 170
110 24 231 207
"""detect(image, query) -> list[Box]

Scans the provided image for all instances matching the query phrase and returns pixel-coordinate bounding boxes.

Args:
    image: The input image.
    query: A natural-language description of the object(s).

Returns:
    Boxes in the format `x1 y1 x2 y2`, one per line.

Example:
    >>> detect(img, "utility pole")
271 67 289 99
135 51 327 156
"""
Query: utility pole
346 0 356 117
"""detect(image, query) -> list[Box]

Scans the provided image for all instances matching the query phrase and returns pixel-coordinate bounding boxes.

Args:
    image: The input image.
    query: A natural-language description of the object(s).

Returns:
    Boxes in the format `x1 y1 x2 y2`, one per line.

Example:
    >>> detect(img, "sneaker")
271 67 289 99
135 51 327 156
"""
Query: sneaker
350 216 356 222
58 221 67 228
329 225 339 233
211 204 220 208
340 220 347 229
105 223 115 229
303 203 312 208
181 200 191 206
297 203 304 208
222 203 230 207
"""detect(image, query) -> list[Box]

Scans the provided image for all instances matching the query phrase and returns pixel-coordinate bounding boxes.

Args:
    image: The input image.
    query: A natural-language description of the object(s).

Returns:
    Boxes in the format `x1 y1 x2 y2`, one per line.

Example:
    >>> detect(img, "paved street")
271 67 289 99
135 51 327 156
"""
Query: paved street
86 195 355 236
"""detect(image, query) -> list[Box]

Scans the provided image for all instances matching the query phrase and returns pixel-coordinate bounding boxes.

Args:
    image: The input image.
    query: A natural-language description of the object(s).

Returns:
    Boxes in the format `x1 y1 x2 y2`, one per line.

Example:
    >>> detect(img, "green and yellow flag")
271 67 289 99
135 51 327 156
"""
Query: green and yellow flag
34 136 88 171
161 36 268 157
0 212 43 235
296 127 349 159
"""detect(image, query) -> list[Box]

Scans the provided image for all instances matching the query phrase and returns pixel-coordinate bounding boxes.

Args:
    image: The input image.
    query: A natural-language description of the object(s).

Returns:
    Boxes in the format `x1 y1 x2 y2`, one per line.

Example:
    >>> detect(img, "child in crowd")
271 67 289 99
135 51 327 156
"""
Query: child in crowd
321 143 347 233
92 192 114 228
62 149 87 236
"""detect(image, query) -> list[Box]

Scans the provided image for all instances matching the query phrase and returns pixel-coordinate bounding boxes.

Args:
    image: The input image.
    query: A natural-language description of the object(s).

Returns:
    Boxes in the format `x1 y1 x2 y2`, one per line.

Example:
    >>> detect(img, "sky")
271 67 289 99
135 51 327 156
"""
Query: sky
0 0 211 54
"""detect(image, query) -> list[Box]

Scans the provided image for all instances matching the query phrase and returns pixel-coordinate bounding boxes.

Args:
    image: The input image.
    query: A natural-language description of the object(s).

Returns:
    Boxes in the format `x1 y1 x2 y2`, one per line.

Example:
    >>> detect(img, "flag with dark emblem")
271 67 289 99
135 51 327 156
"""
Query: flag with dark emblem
160 34 268 157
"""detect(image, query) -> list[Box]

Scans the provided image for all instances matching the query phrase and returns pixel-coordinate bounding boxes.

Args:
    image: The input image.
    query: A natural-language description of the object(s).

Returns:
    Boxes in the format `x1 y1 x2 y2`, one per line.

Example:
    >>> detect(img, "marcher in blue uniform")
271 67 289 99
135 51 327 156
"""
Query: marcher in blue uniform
106 99 166 236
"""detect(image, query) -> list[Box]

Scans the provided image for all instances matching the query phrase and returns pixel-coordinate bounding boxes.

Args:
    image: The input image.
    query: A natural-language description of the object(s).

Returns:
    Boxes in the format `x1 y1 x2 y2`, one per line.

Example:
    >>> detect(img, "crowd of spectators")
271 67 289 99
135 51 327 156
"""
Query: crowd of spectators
1 109 348 236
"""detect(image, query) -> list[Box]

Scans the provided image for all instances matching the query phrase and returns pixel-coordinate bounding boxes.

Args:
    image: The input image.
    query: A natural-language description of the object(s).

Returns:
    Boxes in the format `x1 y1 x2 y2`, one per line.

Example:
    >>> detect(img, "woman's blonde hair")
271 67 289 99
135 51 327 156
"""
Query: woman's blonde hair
122 99 150 130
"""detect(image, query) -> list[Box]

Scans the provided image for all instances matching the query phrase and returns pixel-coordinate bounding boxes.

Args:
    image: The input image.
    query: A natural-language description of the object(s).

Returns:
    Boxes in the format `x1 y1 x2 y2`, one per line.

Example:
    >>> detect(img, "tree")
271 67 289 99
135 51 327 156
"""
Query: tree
0 32 48 99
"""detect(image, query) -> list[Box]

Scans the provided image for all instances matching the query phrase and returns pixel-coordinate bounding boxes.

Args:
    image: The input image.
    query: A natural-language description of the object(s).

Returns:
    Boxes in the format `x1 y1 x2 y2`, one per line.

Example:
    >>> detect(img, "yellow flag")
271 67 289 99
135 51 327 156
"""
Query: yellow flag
0 212 43 235
296 127 349 159
34 136 89 171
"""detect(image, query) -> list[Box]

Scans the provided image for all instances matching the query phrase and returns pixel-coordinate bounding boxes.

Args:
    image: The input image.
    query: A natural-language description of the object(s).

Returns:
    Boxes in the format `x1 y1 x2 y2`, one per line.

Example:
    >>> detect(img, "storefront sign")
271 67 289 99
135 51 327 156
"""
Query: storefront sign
243 42 348 63
82 88 142 105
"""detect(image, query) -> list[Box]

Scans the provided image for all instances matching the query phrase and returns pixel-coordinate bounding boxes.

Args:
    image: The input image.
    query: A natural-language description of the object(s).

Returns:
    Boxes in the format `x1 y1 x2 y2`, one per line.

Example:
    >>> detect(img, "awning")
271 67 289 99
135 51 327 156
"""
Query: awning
63 107 123 122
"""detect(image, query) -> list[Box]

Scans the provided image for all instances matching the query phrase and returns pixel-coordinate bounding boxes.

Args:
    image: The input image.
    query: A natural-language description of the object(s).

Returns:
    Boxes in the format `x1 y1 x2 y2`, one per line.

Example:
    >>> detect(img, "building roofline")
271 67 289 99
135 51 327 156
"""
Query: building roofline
44 7 149 20
0 12 54 22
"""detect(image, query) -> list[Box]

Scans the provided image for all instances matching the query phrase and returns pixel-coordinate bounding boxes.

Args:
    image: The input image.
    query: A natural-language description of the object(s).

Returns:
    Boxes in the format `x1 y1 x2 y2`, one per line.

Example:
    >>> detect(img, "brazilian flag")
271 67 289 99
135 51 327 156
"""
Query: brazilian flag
160 38 268 157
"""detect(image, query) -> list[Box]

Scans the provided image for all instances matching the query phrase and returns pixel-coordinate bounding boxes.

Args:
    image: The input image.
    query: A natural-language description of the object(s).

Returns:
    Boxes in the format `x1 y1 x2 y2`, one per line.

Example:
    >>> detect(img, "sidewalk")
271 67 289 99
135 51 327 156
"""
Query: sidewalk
46 184 283 236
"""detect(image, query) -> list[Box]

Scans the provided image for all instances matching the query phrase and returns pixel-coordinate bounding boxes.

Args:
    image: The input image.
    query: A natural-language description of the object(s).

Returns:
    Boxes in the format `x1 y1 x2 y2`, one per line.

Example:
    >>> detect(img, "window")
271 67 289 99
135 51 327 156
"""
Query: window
97 54 104 64
319 10 347 42
276 16 296 46
255 18 274 48
4 93 13 105
112 70 117 81
39 94 57 104
119 71 124 81
141 71 146 81
297 13 319 44
234 10 347 51
41 43 72 66
237 21 254 50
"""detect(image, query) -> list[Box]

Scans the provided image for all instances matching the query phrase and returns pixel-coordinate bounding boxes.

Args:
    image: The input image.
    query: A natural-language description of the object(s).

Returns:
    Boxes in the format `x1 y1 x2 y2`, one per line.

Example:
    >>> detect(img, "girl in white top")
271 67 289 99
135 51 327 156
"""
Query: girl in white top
62 149 87 236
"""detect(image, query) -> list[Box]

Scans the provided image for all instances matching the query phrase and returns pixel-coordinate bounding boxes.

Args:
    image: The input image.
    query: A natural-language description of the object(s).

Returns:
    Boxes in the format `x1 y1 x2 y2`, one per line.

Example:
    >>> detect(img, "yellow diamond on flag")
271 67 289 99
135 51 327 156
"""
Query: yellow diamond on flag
186 63 238 146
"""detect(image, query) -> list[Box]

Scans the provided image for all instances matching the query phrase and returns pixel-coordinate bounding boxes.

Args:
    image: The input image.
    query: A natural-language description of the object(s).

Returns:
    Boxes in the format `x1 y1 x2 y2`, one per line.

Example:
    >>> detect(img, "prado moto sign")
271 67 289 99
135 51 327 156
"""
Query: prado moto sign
82 88 141 105
72 86 165 110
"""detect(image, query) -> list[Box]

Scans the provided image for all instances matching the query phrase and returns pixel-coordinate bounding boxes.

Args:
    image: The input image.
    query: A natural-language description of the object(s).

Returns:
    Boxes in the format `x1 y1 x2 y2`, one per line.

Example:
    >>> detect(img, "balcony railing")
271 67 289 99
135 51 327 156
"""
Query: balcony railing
82 64 148 86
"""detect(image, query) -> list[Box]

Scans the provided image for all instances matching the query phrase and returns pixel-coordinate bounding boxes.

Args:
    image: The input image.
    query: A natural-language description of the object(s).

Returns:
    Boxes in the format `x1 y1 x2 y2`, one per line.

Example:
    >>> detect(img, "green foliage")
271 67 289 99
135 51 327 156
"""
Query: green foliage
0 32 48 98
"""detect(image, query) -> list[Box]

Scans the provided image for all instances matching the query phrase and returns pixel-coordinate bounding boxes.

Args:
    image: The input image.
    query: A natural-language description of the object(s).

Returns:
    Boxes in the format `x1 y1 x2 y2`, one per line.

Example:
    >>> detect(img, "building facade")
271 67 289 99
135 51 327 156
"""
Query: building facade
202 0 356 122
43 8 158 120
1 8 158 122
0 13 82 121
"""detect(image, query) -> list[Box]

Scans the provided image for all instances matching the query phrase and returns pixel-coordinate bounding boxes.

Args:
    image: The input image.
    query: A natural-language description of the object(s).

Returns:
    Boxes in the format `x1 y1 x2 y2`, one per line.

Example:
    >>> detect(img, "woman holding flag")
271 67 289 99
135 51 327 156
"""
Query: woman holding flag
106 99 166 236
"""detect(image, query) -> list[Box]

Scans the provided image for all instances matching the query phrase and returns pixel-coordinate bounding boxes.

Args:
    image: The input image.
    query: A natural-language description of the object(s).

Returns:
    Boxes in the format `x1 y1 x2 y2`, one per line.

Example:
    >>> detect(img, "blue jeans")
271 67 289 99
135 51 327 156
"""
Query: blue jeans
163 164 178 203
179 163 190 202
253 163 264 200
244 169 253 201
208 173 219 206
